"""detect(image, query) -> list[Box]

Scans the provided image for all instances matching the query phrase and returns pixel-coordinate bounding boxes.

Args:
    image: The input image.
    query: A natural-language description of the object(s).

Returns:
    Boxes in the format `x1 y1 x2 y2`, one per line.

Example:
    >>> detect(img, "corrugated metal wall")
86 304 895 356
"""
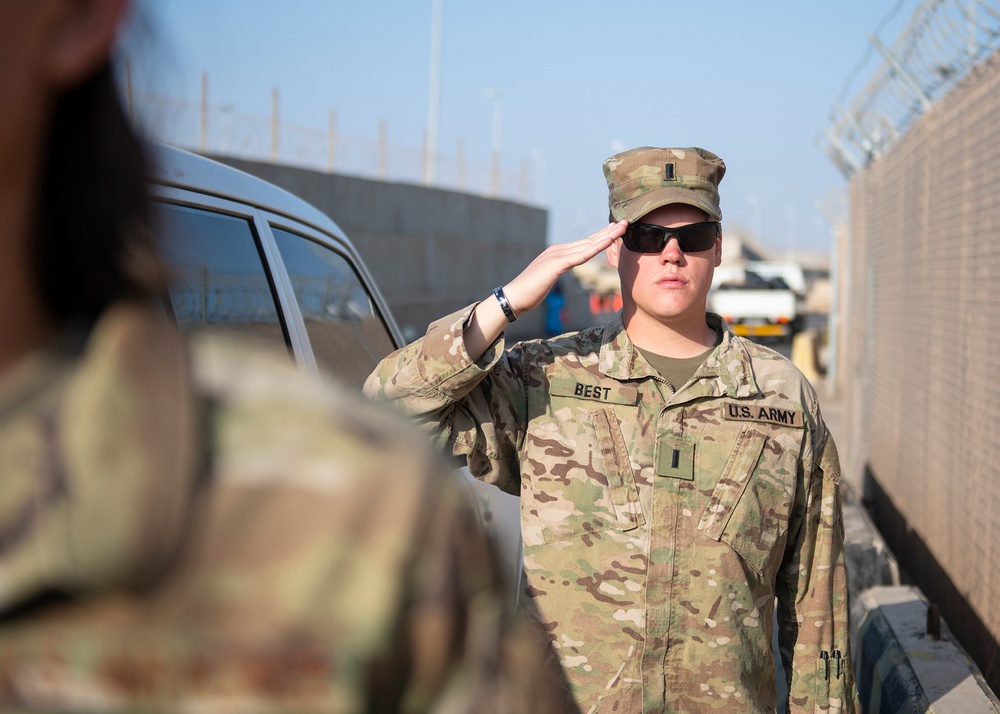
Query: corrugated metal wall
840 49 1000 689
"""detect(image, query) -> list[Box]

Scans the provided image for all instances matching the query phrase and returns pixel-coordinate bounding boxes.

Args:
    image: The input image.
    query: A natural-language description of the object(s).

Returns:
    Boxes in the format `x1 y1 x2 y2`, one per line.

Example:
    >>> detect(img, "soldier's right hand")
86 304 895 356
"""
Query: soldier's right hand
464 220 628 362
463 221 626 360
503 220 626 316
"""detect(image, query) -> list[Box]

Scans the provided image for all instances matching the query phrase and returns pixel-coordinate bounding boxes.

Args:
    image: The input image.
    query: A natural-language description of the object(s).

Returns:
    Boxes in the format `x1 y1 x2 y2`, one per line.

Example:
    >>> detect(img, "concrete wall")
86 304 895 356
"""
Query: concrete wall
210 156 550 343
854 587 1000 713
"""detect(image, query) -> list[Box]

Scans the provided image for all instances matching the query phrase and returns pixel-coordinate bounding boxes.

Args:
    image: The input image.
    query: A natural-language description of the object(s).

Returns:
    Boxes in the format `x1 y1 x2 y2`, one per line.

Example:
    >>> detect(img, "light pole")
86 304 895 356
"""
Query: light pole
485 88 502 197
424 0 443 185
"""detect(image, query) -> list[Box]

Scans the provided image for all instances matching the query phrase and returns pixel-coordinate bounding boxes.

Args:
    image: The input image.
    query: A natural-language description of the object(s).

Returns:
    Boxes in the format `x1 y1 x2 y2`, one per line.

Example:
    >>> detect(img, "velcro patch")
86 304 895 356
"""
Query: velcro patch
655 439 695 480
549 379 638 405
722 402 804 428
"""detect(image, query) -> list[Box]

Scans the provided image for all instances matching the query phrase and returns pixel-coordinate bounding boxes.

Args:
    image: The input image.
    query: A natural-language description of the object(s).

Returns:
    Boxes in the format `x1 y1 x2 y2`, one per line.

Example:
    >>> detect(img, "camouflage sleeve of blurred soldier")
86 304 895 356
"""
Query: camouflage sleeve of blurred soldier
0 306 574 713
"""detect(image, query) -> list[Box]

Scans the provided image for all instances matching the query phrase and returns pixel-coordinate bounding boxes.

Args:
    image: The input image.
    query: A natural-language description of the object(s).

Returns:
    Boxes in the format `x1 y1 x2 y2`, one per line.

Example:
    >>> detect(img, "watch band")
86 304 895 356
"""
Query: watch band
493 286 518 323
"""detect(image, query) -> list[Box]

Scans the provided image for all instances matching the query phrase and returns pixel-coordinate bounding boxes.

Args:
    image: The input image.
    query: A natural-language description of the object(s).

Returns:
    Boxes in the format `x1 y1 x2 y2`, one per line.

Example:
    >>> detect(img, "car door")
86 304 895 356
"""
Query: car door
151 189 399 389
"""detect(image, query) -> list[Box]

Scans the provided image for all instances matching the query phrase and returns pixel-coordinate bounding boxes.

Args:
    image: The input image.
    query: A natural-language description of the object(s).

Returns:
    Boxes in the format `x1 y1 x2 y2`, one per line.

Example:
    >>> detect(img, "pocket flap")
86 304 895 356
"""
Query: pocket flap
592 407 644 532
698 427 767 541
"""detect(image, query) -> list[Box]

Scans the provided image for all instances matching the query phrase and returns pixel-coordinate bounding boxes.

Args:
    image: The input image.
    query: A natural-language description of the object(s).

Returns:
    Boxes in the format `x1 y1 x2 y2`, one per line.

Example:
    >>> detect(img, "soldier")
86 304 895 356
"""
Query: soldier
366 146 860 712
0 0 572 711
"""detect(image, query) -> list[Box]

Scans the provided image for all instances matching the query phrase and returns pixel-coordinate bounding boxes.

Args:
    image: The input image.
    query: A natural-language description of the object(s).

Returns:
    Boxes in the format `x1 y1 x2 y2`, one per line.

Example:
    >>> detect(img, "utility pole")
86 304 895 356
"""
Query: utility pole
424 0 443 185
485 88 502 197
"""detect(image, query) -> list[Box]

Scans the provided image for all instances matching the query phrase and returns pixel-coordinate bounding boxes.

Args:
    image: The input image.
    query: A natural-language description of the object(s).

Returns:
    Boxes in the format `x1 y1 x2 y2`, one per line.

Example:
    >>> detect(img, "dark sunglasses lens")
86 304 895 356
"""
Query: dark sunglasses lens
622 222 718 253
623 224 666 252
676 223 718 252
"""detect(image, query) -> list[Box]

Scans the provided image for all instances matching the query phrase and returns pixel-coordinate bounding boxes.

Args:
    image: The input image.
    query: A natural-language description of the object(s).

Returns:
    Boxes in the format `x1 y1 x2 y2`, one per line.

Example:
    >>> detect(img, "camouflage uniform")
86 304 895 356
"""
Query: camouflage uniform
0 303 572 713
365 307 859 713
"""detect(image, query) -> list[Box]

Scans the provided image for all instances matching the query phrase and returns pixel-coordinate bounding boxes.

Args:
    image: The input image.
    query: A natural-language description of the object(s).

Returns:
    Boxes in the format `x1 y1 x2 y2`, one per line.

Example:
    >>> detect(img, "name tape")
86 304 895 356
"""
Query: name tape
550 380 638 405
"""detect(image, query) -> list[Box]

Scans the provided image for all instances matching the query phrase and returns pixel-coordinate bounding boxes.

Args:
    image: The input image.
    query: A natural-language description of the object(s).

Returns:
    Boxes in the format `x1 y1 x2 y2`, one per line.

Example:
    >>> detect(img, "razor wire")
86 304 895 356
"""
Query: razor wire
821 0 1000 177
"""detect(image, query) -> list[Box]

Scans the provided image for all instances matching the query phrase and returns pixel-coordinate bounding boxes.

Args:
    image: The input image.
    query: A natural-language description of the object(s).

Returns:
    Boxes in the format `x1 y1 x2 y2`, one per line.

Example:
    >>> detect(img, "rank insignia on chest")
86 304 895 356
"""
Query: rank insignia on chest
655 438 696 480
722 401 804 428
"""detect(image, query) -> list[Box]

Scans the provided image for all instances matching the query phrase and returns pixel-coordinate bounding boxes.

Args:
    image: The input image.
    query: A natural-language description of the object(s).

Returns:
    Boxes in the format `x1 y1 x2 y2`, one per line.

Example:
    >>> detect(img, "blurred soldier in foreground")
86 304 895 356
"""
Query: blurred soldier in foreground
367 147 859 712
0 0 572 711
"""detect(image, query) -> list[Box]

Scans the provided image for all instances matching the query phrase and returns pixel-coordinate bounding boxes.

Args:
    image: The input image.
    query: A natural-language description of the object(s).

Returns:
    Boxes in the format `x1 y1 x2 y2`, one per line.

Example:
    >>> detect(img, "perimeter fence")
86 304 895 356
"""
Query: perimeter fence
825 0 1000 693
125 75 533 203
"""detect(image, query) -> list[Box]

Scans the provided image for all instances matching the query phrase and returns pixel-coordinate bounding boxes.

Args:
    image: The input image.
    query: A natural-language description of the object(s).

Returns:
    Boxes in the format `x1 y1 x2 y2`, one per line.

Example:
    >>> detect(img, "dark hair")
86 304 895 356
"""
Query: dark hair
31 62 165 328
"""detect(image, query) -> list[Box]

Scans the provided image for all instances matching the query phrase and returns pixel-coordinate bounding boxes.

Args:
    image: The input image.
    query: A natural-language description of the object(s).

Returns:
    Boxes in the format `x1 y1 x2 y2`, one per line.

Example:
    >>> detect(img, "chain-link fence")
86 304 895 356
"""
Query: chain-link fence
839 45 1000 694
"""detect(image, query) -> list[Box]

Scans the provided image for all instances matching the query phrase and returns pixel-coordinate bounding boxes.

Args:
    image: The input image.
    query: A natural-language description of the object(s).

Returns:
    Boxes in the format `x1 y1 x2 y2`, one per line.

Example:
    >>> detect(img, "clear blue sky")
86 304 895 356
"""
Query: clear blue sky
128 0 916 256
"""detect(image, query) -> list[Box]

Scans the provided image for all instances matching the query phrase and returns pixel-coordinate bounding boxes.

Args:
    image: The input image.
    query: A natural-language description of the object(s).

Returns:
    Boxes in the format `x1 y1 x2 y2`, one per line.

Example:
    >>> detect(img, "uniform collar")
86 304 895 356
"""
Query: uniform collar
598 312 759 398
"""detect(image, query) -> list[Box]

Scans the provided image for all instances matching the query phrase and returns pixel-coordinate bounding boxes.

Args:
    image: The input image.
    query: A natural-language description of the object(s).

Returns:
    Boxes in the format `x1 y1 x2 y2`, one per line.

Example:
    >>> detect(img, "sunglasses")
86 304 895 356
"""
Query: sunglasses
621 221 720 254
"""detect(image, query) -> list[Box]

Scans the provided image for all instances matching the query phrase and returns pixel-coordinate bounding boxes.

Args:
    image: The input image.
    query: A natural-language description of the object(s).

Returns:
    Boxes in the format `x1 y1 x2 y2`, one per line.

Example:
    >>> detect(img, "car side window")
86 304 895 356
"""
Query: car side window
155 203 288 352
270 227 395 387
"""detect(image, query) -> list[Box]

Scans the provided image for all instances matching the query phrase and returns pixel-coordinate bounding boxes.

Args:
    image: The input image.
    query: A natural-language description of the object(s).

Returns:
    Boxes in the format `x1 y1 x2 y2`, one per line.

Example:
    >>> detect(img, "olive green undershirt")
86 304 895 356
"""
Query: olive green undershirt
636 327 722 392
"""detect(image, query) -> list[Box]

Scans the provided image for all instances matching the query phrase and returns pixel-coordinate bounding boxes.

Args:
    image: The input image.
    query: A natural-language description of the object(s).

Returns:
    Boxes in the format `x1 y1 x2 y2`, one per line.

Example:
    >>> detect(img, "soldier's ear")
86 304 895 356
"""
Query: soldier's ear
42 0 130 90
606 238 621 268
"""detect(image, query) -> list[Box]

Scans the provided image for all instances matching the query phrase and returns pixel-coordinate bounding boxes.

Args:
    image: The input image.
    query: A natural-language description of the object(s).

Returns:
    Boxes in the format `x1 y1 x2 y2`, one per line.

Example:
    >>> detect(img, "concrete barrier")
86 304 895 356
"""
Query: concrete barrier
841 490 1000 710
854 586 1000 713
843 487 901 630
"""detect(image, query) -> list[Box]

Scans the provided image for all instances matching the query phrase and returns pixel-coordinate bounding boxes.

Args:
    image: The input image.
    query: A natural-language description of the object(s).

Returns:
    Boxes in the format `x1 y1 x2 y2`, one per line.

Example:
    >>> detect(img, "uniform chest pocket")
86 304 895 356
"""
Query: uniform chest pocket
697 426 794 575
525 406 644 545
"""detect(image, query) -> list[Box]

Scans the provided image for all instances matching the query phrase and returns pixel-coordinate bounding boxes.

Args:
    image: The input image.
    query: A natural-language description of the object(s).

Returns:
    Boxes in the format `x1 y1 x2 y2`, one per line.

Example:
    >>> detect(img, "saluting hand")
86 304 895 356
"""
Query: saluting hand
464 220 627 360
504 220 627 315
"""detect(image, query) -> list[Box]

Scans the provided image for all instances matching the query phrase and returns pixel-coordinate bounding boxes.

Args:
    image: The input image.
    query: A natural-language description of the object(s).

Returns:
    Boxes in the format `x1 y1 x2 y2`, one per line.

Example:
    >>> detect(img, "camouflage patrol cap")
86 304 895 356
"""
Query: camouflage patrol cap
604 146 726 222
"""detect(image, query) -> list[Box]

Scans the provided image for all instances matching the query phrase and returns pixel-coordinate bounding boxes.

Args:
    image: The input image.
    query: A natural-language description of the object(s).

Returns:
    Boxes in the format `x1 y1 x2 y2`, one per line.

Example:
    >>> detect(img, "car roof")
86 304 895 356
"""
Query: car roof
147 143 345 240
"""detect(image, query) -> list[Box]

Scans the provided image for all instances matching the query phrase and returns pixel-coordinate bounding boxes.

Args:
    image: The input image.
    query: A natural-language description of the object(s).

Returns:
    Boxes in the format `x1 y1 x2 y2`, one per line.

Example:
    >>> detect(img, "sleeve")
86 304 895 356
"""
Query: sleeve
776 426 861 713
363 304 529 495
0 392 576 713
371 470 577 714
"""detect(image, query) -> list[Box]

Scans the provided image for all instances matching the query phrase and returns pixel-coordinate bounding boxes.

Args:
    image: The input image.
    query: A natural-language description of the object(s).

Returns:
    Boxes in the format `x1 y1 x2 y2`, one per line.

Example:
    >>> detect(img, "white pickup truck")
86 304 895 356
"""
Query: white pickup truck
709 261 804 340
